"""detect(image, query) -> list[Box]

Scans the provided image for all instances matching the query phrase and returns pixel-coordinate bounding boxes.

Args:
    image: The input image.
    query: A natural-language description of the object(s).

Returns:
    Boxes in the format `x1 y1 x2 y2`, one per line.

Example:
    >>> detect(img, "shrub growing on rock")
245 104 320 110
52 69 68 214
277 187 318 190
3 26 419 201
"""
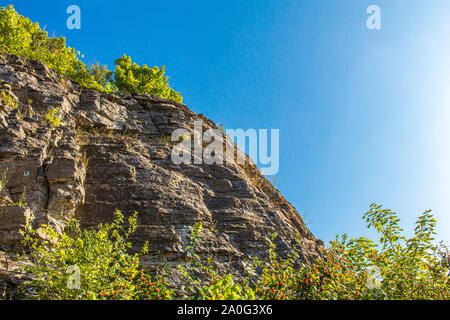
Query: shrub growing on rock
0 5 182 102
114 55 183 103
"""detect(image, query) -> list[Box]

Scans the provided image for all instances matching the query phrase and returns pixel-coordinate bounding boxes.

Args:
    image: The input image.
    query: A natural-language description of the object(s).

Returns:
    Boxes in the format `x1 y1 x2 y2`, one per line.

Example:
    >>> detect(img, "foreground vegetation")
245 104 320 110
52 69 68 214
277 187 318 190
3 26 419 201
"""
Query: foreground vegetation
15 204 449 300
1 5 448 300
0 5 182 103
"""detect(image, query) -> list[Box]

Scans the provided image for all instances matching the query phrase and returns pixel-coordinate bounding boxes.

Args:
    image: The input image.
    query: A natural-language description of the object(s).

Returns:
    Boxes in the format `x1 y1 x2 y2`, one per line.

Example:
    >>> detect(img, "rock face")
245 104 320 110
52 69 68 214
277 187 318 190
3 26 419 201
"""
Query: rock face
0 53 322 276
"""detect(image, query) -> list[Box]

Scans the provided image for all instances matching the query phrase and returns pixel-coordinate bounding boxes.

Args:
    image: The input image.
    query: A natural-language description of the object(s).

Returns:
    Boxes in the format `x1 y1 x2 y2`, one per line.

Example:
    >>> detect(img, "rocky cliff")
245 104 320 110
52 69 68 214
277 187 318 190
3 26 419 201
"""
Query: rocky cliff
0 53 322 279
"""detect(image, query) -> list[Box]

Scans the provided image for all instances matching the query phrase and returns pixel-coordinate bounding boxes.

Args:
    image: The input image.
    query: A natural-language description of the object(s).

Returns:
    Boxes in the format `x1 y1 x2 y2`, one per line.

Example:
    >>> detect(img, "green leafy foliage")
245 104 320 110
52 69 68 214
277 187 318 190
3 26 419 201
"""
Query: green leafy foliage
249 204 449 300
249 235 366 300
0 5 182 101
0 168 7 193
0 90 18 109
45 108 61 128
19 205 449 300
0 6 114 93
114 55 182 103
176 223 255 300
21 210 173 300
178 205 449 300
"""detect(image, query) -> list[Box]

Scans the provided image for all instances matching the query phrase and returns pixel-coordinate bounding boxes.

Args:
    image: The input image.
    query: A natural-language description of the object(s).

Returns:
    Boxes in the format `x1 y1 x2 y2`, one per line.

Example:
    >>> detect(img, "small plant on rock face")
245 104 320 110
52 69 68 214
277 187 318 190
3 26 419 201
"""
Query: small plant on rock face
218 123 226 134
0 90 18 109
45 107 61 128
16 187 27 207
82 152 89 168
129 166 136 180
17 107 25 120
158 135 172 145
58 76 67 86
0 168 8 193
266 175 287 188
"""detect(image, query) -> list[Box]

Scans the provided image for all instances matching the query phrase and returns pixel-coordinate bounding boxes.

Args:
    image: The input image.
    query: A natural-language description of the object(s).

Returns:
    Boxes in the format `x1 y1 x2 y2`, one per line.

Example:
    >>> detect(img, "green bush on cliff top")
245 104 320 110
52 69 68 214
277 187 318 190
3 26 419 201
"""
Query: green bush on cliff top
0 5 182 103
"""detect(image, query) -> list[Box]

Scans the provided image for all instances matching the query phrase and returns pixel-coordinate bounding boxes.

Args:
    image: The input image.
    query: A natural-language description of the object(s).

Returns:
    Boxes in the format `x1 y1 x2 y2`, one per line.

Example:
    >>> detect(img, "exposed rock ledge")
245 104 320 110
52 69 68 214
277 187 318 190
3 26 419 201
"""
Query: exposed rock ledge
0 53 323 279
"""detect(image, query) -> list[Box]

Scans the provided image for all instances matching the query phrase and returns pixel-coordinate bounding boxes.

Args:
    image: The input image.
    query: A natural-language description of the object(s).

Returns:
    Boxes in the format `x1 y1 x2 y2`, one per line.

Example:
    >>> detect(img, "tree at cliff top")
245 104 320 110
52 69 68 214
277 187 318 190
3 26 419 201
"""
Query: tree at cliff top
0 5 182 103
114 55 182 103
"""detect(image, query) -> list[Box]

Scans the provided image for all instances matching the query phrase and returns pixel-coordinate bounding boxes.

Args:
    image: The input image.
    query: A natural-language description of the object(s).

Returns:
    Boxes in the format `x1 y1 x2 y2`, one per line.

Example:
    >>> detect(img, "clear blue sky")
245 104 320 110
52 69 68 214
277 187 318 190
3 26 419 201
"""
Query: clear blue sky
4 0 450 245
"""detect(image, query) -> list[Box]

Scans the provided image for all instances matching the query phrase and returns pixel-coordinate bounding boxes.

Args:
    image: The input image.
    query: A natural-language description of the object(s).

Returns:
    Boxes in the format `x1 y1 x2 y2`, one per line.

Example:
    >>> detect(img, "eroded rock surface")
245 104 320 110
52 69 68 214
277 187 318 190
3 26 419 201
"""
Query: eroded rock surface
0 53 322 278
